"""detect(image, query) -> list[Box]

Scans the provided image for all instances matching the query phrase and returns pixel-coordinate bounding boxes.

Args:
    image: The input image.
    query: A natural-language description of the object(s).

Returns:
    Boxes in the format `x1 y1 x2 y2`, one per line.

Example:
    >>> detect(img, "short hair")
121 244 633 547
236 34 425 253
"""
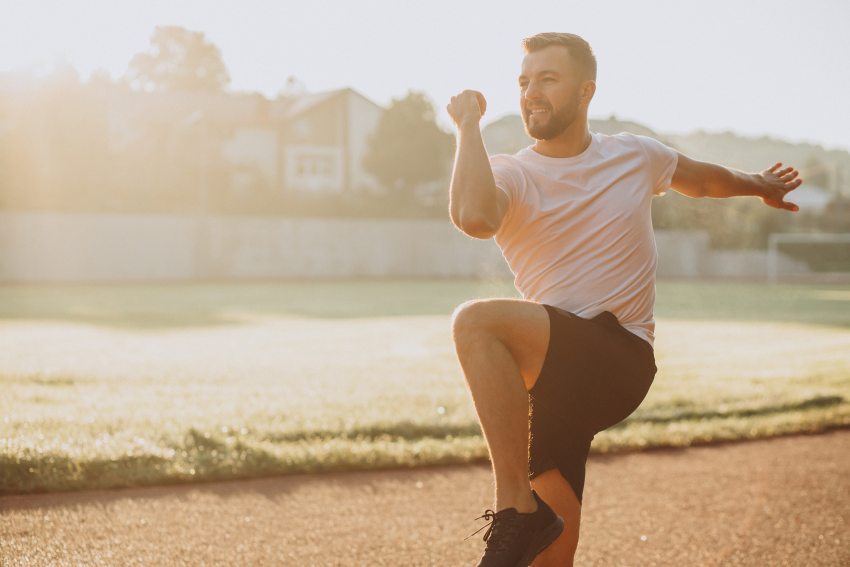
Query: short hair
522 32 597 81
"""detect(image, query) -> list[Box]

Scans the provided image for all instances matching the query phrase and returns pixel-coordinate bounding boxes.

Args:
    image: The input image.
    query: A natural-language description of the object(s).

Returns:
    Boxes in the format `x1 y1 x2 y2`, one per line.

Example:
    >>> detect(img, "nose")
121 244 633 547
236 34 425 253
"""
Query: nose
523 80 543 102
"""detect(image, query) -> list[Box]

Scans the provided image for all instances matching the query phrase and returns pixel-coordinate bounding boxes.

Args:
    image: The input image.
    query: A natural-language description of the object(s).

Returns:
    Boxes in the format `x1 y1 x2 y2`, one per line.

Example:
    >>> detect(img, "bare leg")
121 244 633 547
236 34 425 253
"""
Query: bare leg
530 469 582 566
453 298 583 564
451 298 549 512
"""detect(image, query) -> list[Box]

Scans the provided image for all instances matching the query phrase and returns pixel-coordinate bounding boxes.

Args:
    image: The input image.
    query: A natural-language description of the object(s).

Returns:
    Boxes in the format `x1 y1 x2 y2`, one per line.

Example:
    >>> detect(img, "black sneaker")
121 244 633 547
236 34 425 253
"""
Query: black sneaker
464 489 565 567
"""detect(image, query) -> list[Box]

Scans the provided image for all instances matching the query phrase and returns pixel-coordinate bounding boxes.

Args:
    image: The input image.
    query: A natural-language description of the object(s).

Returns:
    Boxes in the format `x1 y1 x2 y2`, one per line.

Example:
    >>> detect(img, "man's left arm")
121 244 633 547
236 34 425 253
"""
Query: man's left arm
670 153 802 212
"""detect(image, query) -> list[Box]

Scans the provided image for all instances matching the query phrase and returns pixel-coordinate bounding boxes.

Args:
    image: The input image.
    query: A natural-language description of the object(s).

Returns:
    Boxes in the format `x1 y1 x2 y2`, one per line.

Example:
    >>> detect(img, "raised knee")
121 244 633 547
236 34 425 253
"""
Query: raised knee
452 301 500 359
451 300 492 340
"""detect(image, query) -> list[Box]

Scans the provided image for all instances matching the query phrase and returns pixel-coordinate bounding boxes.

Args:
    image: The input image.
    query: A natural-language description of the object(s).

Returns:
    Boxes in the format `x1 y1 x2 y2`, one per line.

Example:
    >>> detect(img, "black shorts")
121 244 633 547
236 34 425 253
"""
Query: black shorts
528 305 657 504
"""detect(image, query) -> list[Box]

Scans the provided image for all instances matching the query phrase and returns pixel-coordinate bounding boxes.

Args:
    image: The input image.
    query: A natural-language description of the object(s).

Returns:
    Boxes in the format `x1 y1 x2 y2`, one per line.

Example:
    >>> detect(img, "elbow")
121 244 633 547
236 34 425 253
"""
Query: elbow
455 213 501 239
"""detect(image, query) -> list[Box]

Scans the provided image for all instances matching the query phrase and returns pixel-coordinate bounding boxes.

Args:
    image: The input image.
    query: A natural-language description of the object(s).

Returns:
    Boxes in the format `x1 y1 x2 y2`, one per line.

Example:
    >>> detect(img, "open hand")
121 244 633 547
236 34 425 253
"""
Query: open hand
447 90 487 128
758 162 802 212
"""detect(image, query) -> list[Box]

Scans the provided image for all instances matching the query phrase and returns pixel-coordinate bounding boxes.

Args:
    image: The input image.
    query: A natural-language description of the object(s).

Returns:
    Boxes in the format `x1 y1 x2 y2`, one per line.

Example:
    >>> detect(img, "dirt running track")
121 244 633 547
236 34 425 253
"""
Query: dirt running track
1 429 848 566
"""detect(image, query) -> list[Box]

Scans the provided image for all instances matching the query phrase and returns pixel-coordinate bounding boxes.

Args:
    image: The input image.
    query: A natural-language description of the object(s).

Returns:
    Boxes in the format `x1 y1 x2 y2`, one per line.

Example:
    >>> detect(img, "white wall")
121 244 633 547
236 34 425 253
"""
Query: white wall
654 230 710 278
0 212 509 283
708 249 811 279
0 212 814 283
0 212 198 282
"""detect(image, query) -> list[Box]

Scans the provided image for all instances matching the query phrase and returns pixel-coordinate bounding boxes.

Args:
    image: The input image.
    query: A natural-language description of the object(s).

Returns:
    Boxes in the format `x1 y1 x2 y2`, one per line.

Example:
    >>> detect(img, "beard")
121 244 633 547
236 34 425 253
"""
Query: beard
521 97 580 141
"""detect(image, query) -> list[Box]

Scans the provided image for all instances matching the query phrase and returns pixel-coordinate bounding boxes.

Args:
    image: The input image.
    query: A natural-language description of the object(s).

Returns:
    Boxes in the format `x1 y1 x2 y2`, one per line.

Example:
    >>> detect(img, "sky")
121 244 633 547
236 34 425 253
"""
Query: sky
1 0 848 151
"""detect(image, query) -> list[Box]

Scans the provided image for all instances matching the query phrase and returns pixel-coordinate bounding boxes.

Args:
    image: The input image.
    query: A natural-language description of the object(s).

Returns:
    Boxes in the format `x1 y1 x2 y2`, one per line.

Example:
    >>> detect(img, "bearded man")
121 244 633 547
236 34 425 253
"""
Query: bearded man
447 32 801 567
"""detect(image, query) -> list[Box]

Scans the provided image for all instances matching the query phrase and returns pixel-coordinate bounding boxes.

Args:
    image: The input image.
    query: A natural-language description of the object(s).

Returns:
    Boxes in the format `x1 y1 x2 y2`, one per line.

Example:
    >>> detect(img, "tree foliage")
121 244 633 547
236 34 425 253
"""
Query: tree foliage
363 91 454 200
801 155 831 188
127 26 230 93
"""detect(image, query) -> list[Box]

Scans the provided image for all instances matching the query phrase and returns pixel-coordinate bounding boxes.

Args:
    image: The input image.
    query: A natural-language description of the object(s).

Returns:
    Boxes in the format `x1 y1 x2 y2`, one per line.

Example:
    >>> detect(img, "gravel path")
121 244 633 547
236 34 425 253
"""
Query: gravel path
2 429 848 566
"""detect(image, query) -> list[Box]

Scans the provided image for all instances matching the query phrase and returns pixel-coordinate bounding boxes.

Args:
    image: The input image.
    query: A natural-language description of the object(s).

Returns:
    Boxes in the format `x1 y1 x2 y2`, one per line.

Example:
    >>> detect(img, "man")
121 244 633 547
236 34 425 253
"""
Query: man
447 32 801 567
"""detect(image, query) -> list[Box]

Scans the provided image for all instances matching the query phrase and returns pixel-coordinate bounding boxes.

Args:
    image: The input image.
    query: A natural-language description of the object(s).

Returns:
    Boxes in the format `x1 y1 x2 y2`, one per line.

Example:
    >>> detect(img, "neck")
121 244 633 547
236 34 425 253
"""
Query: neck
532 117 591 158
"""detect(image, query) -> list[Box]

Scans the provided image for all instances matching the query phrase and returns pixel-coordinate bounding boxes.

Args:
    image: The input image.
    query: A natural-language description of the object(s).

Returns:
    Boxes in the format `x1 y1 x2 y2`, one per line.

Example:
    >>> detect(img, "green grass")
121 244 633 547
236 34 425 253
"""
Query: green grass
1 279 849 494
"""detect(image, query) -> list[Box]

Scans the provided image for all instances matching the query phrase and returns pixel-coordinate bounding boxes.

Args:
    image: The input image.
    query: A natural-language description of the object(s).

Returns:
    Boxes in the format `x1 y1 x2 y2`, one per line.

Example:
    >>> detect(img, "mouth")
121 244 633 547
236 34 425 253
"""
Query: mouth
526 107 550 118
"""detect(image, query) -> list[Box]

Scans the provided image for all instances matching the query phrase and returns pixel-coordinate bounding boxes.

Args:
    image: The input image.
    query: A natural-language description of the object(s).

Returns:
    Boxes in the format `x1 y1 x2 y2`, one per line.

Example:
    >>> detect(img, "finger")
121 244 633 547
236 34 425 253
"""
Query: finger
782 201 799 212
474 92 487 116
461 90 485 115
777 166 794 177
780 169 799 182
784 178 803 190
768 162 782 173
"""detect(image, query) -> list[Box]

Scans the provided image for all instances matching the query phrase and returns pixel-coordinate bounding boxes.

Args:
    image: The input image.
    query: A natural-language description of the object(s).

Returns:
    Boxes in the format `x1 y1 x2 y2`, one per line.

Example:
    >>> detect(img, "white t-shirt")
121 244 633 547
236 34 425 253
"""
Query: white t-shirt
489 131 678 348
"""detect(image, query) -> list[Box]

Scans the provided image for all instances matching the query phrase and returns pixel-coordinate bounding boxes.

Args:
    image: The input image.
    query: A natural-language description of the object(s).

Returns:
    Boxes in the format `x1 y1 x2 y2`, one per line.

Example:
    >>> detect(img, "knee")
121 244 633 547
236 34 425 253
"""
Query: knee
451 300 498 359
451 300 494 343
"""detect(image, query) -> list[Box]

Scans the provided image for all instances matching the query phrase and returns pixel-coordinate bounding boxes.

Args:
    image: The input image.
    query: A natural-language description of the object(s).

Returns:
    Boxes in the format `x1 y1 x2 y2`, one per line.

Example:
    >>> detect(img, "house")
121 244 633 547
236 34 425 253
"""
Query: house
103 86 385 200
271 88 383 195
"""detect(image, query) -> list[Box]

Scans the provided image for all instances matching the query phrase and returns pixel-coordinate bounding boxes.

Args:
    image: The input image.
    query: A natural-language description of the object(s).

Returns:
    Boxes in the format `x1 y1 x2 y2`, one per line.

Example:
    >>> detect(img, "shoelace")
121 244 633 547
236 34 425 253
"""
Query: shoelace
464 509 525 553
464 509 497 541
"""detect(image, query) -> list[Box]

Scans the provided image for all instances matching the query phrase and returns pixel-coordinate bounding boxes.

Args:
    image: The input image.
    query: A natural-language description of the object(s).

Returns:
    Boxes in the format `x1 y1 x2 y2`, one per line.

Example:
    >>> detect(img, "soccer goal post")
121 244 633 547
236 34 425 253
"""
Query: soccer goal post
767 233 850 284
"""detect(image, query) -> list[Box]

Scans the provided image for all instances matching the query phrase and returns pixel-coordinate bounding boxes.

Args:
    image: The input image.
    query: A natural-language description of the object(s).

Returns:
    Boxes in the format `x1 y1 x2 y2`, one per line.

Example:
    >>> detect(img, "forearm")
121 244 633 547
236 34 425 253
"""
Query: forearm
448 122 502 236
702 164 764 199
674 153 801 211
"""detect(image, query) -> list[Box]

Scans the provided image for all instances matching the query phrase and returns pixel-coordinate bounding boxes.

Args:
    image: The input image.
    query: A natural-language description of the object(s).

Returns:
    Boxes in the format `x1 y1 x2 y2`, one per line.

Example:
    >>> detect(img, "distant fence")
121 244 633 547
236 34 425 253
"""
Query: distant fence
0 212 508 282
0 212 814 283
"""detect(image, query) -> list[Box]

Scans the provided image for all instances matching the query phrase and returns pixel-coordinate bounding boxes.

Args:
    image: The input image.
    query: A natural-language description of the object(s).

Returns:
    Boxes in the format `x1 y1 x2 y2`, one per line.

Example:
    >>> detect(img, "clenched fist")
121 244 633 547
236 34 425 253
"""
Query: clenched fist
447 90 487 128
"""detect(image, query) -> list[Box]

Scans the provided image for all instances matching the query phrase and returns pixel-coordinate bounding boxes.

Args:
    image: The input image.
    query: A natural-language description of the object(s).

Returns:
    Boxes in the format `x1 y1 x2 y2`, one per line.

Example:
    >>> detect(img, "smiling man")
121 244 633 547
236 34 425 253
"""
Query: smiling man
447 32 802 567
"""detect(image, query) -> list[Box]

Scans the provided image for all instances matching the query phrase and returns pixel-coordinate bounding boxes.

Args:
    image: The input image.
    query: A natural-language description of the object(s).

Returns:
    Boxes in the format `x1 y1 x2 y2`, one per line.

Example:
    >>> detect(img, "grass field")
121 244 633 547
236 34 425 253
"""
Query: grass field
1 279 849 494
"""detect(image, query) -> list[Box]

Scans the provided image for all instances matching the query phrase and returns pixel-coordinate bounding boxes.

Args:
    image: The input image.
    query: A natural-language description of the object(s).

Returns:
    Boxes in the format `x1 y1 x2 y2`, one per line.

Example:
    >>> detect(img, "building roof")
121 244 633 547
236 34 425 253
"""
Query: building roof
272 87 382 121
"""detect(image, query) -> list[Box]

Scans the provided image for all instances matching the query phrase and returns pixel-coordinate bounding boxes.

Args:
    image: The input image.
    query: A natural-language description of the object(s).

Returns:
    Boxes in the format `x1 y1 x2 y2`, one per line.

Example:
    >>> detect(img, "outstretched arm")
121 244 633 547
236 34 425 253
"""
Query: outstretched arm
670 153 802 212
447 90 509 239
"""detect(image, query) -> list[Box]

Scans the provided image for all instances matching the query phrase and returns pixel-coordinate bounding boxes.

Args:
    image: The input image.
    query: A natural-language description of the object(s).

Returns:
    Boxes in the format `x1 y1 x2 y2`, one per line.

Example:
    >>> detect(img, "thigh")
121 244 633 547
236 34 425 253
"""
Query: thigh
529 305 657 435
526 305 657 507
451 298 550 391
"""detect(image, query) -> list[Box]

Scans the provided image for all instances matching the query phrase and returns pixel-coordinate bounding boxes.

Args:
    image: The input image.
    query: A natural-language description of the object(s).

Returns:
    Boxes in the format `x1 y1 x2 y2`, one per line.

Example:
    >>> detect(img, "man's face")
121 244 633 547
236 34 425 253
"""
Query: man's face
519 45 586 140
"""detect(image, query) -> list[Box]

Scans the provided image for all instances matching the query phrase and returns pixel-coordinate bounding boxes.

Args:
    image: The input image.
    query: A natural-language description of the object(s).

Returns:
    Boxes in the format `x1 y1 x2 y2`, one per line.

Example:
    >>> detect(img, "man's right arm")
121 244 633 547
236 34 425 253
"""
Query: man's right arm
447 90 509 240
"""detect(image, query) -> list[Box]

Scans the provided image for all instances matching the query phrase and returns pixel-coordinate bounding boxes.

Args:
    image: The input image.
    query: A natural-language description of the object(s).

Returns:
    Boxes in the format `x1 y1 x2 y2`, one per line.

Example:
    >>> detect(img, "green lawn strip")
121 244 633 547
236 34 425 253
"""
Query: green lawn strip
4 399 848 495
2 280 849 329
2 280 849 494
594 400 850 452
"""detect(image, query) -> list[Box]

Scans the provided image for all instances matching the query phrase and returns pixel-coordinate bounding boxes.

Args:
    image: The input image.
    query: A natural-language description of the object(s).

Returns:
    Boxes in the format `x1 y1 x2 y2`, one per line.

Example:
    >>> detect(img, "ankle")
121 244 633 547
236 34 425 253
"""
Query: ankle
495 489 537 514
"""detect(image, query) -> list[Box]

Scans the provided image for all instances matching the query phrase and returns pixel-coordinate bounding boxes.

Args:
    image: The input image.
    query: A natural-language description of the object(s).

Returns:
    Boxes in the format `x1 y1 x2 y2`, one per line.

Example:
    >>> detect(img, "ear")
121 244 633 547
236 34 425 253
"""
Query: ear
580 80 596 106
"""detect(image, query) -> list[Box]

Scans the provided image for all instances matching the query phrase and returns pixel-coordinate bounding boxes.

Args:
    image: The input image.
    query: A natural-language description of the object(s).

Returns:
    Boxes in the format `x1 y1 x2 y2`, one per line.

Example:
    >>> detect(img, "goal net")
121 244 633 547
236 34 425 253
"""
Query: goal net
767 233 850 284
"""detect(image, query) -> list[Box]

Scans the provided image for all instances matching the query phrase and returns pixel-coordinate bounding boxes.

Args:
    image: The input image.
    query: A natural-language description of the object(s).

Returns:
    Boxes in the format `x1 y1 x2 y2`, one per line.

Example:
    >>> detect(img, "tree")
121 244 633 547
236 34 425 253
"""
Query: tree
0 66 115 211
801 155 831 190
363 91 454 203
127 26 230 93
